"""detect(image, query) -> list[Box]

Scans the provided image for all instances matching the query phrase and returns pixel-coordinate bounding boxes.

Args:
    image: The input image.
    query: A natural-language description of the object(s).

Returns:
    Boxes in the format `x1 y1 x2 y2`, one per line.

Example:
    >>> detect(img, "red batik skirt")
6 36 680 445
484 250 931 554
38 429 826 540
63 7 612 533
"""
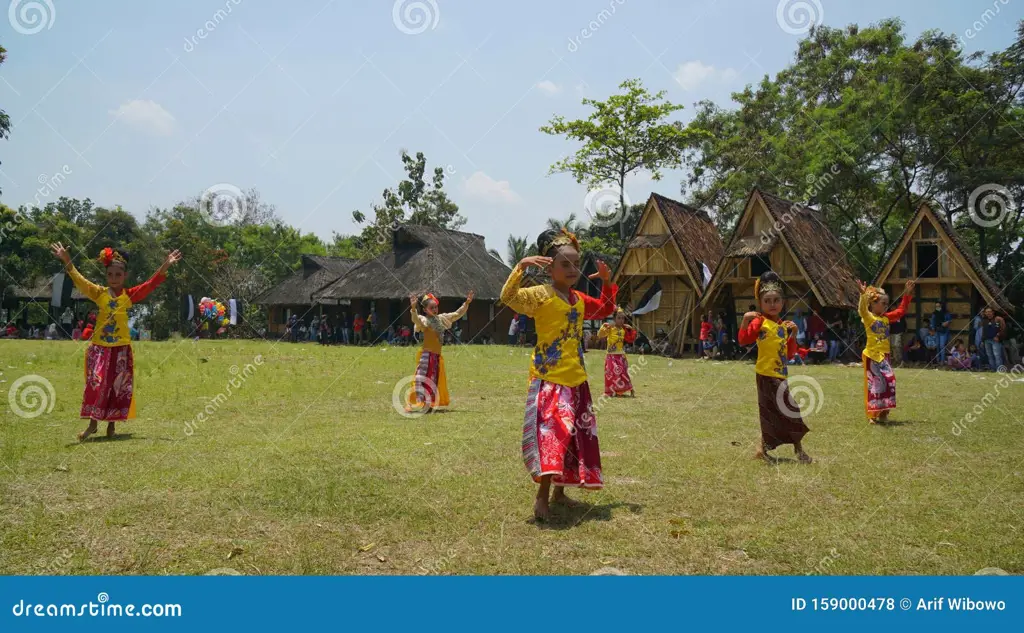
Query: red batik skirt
82 344 135 421
863 353 896 418
604 353 633 396
522 379 603 488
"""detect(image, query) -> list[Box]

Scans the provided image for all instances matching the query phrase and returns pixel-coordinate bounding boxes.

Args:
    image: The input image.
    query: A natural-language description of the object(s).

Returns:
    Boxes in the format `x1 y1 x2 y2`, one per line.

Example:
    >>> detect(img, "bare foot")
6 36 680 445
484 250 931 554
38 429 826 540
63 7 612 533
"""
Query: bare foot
551 489 580 507
106 422 116 438
629 390 636 398
78 421 98 442
754 450 776 462
797 451 813 464
533 496 550 522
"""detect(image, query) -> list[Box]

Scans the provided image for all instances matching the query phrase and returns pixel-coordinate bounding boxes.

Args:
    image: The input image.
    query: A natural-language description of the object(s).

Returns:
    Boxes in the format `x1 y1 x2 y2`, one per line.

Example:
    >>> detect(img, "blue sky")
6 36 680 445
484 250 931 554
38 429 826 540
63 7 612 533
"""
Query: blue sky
1 0 1020 256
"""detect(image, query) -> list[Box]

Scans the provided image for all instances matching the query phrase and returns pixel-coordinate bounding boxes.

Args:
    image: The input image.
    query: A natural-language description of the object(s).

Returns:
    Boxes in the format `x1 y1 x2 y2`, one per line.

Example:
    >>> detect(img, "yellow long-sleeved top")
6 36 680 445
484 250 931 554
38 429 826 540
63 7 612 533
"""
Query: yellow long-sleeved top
500 266 618 388
859 292 911 363
410 301 469 354
597 323 629 354
66 263 166 347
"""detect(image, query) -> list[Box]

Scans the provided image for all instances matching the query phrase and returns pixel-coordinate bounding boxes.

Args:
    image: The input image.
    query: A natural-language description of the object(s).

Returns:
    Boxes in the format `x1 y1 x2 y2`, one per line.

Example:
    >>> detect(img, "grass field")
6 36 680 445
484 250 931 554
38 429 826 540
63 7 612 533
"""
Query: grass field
1 339 1022 576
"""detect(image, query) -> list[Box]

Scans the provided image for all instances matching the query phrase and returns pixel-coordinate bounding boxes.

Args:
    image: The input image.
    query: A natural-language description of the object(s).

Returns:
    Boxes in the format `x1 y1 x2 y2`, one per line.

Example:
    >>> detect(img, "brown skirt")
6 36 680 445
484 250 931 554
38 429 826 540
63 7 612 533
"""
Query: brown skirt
755 374 809 450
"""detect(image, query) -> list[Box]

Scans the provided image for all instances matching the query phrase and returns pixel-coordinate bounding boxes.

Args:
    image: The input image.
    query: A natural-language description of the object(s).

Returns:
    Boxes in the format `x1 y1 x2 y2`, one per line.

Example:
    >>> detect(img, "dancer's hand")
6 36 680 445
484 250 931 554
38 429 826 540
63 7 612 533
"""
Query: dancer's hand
587 259 611 282
518 256 551 271
50 242 71 265
856 279 868 294
409 293 418 308
904 279 916 294
466 290 475 304
163 249 182 267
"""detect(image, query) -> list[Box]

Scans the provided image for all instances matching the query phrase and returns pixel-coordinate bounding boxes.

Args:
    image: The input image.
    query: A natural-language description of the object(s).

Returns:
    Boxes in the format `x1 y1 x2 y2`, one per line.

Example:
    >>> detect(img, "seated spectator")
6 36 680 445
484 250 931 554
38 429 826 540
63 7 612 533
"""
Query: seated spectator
905 334 927 364
807 335 828 364
948 341 971 371
969 343 983 371
71 320 83 341
923 328 939 363
717 333 738 360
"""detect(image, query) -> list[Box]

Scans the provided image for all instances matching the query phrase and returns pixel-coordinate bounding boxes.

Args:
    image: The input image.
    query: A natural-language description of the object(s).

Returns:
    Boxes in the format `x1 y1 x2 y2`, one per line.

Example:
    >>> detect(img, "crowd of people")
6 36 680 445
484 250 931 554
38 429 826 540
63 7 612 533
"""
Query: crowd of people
280 310 467 347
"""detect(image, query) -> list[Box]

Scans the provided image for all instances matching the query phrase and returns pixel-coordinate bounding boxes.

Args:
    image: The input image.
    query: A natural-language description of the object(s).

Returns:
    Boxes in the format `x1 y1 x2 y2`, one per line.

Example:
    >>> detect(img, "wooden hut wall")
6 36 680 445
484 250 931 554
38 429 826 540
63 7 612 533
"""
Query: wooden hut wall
877 216 980 334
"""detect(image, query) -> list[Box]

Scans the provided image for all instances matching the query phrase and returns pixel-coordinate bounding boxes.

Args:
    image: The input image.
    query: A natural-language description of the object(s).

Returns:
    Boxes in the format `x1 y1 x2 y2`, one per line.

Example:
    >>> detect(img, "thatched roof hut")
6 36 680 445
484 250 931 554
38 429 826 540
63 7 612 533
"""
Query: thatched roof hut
313 225 511 302
701 189 860 331
257 255 359 306
873 202 1013 334
612 193 724 354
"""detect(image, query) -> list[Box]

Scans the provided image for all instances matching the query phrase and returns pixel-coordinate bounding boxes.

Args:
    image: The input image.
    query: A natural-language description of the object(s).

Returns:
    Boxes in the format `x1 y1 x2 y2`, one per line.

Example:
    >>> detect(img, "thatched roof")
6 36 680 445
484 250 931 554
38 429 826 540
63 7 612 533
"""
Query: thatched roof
313 225 512 302
649 193 724 293
873 203 1013 313
257 255 359 306
755 190 861 309
626 234 671 249
725 234 777 258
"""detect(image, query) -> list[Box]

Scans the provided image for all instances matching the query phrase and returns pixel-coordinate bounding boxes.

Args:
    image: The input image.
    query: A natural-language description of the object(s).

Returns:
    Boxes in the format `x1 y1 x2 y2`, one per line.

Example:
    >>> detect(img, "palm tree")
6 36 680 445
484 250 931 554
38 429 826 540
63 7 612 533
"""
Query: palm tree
506 235 532 267
545 212 581 234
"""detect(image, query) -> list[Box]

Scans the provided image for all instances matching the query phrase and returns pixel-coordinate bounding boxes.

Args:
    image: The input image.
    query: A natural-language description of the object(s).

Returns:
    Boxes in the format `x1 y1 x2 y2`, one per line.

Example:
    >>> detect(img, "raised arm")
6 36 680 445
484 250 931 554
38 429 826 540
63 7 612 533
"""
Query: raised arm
500 259 551 317
50 243 104 303
439 294 472 330
127 249 180 304
408 294 430 332
737 314 763 346
596 322 611 339
884 293 912 323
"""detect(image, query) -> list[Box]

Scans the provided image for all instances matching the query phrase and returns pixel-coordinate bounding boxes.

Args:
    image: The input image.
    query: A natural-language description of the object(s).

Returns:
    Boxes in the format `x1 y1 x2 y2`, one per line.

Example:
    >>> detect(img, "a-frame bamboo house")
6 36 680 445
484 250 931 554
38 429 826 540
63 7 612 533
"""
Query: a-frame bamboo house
872 202 1014 335
612 193 724 354
701 189 860 332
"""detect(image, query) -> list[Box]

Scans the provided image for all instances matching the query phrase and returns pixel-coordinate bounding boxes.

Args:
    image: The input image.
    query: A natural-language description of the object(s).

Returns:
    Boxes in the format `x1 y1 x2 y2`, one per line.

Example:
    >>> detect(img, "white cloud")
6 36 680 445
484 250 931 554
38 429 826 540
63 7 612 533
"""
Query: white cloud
462 171 521 204
108 99 175 136
535 80 562 95
672 61 738 91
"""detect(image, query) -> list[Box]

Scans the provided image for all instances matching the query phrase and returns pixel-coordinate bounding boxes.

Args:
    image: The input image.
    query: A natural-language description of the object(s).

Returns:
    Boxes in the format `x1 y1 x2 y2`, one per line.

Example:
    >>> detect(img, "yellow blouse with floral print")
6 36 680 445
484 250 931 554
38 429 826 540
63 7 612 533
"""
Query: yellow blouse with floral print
410 301 469 354
500 266 617 388
598 323 626 354
65 263 165 347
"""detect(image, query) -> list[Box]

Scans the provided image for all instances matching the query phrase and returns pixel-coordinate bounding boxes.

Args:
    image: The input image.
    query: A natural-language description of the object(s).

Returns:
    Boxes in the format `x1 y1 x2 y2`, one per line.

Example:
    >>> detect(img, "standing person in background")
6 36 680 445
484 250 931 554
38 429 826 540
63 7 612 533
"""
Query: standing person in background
508 314 519 346
699 312 715 359
930 302 953 363
61 307 74 338
353 313 365 345
825 311 844 363
310 315 320 343
981 307 1007 371
367 308 377 344
794 309 808 348
340 311 351 345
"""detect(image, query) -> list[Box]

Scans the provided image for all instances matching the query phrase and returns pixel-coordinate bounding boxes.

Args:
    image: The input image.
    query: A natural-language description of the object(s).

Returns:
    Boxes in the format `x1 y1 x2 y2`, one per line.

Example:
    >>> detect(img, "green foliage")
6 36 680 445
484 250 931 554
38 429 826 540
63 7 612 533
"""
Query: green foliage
541 78 698 238
352 150 465 258
683 20 1024 305
0 45 10 197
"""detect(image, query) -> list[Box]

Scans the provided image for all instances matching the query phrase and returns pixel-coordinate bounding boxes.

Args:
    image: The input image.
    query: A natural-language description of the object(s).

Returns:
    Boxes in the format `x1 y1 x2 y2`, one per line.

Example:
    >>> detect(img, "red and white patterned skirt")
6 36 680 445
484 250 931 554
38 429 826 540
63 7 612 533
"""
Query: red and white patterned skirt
604 353 633 396
82 344 135 421
521 379 603 488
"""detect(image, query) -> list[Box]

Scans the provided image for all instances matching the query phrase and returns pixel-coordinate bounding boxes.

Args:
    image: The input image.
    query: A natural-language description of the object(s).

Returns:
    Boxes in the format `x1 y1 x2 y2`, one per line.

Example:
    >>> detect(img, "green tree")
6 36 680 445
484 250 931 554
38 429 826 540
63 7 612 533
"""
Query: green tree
352 150 465 258
0 45 11 197
541 78 697 239
505 235 537 266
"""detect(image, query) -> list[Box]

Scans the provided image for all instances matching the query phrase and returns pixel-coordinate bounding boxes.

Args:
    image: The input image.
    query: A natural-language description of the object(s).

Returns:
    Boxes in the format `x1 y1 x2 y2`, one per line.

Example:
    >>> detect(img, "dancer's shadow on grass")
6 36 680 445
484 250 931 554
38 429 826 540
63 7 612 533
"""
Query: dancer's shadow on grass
65 433 137 447
876 419 914 427
532 501 643 530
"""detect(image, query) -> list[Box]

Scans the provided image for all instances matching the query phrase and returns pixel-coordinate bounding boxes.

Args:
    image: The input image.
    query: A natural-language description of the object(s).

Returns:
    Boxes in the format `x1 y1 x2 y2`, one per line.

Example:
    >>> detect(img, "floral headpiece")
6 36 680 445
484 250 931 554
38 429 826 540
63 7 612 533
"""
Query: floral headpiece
864 286 885 303
421 293 439 306
98 247 127 269
754 278 782 298
542 228 580 255
614 306 627 318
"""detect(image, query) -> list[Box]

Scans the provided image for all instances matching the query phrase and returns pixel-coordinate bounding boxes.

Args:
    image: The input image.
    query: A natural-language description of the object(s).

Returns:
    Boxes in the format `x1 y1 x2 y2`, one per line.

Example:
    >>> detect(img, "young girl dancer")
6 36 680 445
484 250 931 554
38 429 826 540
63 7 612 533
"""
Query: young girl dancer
50 243 181 440
500 228 618 521
405 290 474 414
597 308 636 397
857 279 915 423
737 271 812 463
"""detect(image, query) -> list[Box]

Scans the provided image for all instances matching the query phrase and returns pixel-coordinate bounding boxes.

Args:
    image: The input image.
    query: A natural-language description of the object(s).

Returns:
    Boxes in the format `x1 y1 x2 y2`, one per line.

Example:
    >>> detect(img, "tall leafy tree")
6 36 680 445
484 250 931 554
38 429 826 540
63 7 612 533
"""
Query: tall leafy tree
541 78 698 239
352 150 465 258
0 45 10 197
